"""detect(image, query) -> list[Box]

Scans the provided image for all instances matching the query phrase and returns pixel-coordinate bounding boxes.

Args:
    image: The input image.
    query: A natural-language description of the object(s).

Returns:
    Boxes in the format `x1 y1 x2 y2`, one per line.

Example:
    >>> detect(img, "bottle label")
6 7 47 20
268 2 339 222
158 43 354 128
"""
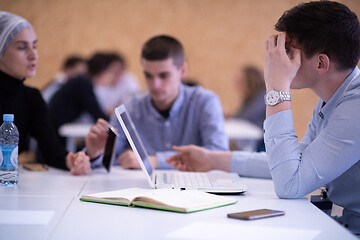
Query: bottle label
0 145 18 170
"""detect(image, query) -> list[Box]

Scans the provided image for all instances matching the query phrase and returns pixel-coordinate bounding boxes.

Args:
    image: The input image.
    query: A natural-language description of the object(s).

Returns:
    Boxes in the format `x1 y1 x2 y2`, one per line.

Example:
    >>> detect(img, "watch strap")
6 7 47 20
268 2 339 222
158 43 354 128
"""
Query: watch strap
279 91 291 101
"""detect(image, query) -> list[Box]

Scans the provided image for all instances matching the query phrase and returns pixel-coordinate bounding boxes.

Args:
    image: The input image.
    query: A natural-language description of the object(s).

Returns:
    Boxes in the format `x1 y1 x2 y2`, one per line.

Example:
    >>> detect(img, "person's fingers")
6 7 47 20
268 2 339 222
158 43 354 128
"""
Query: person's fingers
72 152 83 166
70 159 91 175
96 118 110 129
169 157 183 168
172 145 192 153
67 152 75 159
90 125 108 138
276 32 286 48
174 161 185 171
167 158 177 166
88 119 111 140
166 153 182 163
267 35 277 49
122 159 134 169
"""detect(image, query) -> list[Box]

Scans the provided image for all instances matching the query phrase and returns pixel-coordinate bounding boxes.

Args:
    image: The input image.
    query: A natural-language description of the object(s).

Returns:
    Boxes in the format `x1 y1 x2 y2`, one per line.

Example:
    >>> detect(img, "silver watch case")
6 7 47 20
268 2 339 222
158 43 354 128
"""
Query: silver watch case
264 90 291 106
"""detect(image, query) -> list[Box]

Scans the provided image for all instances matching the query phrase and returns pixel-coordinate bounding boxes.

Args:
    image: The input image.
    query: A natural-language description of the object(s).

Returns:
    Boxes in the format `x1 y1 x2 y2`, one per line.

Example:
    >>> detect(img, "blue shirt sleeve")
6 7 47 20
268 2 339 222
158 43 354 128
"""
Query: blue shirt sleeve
231 150 271 179
264 95 360 198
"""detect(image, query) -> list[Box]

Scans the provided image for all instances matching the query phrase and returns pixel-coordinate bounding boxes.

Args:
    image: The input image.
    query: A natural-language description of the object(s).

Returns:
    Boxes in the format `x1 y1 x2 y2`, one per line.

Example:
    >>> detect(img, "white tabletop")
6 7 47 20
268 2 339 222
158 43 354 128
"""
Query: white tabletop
58 120 264 152
58 120 264 140
0 166 356 240
58 123 92 138
224 119 263 140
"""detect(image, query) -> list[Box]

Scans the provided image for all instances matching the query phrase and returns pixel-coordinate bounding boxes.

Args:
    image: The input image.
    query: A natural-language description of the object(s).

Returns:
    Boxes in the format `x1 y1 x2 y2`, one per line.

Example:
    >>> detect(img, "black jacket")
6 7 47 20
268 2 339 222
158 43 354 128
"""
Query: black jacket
48 75 108 133
0 71 68 170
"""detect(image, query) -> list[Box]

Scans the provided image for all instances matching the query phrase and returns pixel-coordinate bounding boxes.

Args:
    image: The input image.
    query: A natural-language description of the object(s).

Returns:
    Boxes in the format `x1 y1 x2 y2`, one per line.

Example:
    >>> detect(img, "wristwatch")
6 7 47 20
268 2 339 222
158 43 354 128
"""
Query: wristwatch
264 89 291 106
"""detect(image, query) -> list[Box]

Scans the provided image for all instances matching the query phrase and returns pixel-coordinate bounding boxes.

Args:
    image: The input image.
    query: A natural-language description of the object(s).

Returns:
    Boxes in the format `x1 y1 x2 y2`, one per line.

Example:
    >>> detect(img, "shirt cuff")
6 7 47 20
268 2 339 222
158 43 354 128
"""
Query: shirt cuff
264 110 295 141
83 147 103 168
90 154 103 168
156 151 176 169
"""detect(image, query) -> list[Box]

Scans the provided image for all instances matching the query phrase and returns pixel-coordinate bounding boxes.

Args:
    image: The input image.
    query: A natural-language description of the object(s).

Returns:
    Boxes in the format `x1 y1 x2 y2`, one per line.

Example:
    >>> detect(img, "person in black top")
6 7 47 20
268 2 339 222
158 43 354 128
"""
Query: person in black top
42 55 88 104
48 53 122 138
0 11 91 175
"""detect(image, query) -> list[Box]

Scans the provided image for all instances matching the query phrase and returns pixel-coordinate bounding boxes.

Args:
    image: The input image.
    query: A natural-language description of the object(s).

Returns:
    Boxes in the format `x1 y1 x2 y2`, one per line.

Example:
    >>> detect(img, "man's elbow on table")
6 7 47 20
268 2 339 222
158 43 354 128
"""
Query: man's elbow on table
272 177 304 199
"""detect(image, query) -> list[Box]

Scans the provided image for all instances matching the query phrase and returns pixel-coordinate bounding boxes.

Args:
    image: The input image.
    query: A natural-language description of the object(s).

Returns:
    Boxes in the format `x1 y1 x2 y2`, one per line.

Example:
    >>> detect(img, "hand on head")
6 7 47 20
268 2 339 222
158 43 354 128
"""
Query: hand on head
264 32 301 91
85 118 110 159
66 151 91 175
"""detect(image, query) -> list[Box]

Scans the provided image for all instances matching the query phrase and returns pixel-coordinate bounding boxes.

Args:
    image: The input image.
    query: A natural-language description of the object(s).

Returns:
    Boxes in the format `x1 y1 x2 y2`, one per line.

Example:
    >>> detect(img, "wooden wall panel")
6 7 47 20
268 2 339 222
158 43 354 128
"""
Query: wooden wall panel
1 0 360 139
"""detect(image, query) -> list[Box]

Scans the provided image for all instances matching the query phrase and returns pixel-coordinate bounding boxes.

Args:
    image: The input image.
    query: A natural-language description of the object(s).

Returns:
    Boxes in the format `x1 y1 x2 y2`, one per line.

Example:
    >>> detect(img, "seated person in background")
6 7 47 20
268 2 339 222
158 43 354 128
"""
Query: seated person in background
94 52 141 116
230 65 266 151
0 11 90 175
232 65 266 128
42 55 87 103
85 35 229 169
168 1 360 235
48 52 118 141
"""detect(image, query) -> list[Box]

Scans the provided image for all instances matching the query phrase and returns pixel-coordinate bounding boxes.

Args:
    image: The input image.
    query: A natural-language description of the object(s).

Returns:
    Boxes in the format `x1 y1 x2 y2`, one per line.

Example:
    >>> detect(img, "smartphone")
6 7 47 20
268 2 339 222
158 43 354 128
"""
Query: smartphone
227 209 285 220
102 127 117 172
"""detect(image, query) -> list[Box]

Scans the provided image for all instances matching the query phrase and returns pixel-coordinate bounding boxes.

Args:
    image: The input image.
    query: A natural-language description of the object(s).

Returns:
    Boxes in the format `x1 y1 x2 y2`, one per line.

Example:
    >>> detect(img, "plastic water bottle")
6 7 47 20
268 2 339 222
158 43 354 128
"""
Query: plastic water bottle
0 114 19 186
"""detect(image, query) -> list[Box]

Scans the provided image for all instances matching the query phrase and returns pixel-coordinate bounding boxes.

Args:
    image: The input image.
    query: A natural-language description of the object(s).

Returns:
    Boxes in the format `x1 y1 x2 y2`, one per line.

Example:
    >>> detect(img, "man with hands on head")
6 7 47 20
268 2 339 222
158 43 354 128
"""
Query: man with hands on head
85 35 228 169
168 1 360 235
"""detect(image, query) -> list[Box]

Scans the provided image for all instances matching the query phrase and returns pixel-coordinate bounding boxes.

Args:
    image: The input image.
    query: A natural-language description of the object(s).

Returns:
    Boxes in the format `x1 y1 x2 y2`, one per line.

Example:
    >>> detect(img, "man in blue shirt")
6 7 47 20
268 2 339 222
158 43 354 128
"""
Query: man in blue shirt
167 1 360 235
85 35 228 169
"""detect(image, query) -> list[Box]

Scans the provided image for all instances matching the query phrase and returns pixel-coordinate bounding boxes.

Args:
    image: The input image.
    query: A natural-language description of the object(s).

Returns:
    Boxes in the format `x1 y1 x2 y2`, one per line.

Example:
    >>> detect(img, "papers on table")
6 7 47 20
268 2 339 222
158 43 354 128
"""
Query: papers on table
0 210 54 226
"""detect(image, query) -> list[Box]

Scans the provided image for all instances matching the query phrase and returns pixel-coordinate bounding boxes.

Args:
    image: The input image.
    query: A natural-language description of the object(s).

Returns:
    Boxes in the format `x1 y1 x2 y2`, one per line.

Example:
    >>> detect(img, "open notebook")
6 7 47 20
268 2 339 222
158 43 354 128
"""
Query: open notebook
80 188 237 213
115 105 247 194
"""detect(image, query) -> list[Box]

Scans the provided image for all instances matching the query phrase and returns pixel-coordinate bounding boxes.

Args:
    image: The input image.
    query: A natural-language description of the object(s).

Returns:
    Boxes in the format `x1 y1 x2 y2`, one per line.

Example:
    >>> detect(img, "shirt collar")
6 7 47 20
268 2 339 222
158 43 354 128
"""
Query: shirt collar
146 83 185 120
320 66 360 117
169 83 184 116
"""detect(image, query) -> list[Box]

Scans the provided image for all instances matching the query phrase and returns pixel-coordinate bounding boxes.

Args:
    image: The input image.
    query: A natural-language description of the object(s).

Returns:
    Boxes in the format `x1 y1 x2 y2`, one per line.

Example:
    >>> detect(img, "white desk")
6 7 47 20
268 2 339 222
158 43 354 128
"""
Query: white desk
1 166 356 240
59 120 264 153
58 123 92 152
224 119 263 141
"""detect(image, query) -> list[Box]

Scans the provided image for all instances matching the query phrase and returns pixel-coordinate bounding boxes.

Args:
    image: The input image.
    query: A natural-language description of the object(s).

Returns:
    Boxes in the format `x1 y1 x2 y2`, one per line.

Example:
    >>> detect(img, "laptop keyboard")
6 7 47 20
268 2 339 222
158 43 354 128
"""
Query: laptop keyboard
158 172 212 188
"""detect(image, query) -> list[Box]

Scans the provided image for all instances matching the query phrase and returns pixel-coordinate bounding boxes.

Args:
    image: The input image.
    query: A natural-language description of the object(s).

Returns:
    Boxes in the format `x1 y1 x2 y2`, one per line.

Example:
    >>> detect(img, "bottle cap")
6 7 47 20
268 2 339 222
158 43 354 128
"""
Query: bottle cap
3 114 14 122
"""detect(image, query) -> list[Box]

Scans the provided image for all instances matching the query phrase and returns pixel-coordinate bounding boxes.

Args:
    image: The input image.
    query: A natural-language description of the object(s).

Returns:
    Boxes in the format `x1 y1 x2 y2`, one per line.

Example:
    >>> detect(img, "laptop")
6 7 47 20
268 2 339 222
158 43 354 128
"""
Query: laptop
115 105 247 194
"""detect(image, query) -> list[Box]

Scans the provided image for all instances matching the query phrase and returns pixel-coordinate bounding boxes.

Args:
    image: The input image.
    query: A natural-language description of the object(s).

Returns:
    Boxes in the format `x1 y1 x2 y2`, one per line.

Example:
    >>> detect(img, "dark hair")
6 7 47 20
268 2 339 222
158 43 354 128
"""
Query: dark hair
87 52 125 76
62 56 86 71
275 1 360 70
108 52 126 69
141 35 185 68
243 66 265 102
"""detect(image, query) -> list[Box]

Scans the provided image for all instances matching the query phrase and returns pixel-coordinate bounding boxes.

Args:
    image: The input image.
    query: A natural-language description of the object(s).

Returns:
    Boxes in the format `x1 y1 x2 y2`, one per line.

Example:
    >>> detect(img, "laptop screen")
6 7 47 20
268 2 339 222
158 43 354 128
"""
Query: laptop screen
115 105 154 177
